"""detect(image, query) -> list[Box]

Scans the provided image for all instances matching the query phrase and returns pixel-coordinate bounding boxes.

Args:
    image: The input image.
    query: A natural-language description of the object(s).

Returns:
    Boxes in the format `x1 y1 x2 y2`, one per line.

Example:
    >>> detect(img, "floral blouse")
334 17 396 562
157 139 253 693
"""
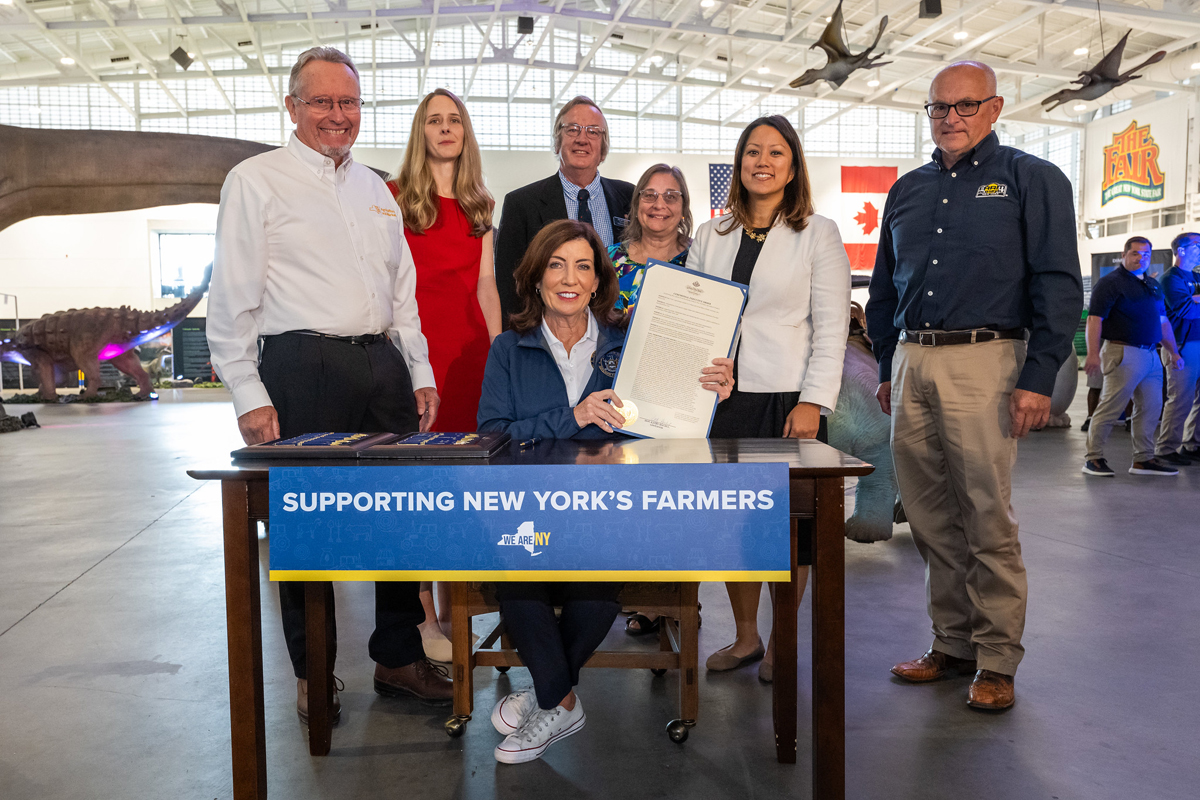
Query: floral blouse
606 242 689 315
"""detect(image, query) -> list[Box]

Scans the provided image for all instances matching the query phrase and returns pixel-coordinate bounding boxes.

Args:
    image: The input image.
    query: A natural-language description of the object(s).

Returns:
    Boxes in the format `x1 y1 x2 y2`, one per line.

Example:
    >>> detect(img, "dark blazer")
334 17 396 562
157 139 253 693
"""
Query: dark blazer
493 173 636 323
477 322 629 441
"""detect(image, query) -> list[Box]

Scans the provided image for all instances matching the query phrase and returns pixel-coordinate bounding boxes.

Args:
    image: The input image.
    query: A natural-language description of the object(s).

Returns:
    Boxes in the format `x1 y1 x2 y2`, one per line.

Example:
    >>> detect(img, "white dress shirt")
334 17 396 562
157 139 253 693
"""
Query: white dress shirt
540 310 599 406
689 214 850 413
207 133 434 418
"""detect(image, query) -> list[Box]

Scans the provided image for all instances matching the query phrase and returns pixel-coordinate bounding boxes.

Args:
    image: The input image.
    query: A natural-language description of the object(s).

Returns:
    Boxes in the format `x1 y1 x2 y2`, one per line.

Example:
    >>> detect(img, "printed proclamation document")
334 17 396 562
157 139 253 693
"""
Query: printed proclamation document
611 262 746 439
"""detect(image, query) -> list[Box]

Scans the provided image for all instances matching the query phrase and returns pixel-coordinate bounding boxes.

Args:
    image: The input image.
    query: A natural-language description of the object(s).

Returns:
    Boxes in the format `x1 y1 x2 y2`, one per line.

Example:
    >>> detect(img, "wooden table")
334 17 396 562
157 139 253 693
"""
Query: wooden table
189 438 872 800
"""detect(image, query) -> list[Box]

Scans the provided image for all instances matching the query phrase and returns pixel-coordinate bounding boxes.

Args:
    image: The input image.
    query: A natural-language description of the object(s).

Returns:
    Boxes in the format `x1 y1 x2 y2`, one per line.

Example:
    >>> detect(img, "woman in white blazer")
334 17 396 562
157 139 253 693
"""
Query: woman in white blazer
690 115 851 682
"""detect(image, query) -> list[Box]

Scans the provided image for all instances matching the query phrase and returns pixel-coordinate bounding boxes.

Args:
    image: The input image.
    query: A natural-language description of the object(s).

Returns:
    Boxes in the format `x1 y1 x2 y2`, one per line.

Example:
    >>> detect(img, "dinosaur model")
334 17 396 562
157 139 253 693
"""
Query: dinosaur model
790 0 891 90
0 266 211 402
0 124 276 233
1041 31 1166 111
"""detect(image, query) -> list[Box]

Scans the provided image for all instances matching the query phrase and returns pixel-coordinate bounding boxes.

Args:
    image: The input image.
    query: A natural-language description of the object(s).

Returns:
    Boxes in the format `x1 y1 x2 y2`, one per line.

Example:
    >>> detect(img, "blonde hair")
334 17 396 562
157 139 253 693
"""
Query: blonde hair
394 89 494 237
621 164 693 252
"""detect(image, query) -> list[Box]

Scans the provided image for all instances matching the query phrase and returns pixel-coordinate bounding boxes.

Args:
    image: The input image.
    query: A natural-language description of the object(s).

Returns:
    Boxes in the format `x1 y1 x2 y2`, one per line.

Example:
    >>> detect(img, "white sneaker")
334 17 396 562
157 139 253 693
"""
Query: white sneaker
494 699 586 764
490 689 539 735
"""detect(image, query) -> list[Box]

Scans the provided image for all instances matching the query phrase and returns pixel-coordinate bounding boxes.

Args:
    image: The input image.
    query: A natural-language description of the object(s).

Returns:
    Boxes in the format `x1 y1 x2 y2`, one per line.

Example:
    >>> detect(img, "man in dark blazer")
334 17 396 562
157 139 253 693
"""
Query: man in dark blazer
494 96 635 320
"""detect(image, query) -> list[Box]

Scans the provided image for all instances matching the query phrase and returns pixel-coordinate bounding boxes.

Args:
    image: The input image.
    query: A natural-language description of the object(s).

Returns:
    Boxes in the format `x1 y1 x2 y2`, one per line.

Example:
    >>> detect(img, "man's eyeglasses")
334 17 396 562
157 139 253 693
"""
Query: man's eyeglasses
292 95 364 114
639 189 684 205
559 123 606 139
924 96 998 119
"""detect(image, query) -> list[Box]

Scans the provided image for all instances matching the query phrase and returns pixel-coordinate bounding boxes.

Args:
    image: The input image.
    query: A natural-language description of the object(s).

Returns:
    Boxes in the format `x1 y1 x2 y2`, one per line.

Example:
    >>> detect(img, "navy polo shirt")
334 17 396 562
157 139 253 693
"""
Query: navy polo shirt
866 132 1084 396
1089 266 1166 346
1158 267 1200 345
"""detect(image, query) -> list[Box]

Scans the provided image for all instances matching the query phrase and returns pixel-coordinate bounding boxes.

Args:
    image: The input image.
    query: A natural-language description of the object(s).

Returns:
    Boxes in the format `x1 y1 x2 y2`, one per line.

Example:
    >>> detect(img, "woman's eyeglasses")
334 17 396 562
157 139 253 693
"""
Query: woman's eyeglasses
638 189 683 205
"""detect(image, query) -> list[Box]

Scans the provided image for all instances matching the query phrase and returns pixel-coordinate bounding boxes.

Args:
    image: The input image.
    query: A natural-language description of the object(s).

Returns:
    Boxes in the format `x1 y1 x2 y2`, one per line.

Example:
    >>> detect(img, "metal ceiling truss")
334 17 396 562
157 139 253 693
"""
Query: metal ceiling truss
0 0 1195 136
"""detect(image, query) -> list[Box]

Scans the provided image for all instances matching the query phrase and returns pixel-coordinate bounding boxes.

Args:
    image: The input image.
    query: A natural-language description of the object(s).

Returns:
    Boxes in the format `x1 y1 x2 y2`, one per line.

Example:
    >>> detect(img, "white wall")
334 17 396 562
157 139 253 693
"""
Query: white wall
0 147 921 320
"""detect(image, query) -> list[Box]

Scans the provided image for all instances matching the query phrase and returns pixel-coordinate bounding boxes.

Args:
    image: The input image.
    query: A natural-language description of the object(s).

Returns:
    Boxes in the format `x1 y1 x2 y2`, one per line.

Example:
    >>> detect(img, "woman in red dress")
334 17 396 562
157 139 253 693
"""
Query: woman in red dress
387 88 501 432
387 89 501 659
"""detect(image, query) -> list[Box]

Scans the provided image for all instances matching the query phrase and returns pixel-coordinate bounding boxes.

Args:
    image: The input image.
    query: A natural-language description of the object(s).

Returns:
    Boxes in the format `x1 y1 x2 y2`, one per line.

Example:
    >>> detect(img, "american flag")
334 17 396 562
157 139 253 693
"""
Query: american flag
709 163 733 218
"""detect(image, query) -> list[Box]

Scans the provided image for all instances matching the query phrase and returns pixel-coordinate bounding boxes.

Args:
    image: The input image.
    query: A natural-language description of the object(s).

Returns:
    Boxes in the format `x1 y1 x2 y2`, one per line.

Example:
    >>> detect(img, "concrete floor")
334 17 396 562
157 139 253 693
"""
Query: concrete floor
1 385 1197 800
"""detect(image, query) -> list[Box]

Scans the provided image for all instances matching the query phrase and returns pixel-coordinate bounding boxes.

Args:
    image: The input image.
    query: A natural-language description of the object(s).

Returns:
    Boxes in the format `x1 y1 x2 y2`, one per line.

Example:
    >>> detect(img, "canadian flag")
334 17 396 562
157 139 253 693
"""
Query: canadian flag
839 166 897 273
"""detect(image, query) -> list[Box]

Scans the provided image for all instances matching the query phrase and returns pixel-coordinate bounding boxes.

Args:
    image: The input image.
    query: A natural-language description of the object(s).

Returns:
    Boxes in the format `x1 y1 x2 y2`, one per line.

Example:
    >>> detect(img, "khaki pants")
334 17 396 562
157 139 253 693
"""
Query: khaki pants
1085 342 1162 464
1156 339 1200 456
891 339 1027 676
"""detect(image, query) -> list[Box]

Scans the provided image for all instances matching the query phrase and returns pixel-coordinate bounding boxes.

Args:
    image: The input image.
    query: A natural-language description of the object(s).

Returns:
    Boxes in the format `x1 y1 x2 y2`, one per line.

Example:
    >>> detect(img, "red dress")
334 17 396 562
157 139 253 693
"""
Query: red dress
391 186 490 432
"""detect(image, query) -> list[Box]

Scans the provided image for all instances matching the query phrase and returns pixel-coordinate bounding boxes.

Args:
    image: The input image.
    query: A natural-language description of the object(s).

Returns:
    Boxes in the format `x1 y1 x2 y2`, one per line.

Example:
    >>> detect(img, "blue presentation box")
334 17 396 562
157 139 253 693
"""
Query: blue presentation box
268 463 791 581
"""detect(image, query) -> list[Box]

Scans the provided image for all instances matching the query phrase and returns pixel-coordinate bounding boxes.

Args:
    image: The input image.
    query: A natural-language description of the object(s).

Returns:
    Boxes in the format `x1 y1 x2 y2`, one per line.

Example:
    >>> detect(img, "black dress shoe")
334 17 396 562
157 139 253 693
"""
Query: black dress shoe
1158 452 1193 467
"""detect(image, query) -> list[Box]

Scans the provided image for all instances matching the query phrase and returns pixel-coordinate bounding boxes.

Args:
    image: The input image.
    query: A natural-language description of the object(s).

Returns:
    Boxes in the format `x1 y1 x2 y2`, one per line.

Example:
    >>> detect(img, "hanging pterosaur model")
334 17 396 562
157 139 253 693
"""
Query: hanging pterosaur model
790 1 891 90
1041 30 1166 111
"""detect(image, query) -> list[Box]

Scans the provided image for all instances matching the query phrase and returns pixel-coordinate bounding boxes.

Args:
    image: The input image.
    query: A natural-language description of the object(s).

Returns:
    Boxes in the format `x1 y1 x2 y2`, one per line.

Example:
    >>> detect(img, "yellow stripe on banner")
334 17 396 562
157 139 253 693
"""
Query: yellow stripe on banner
269 570 790 582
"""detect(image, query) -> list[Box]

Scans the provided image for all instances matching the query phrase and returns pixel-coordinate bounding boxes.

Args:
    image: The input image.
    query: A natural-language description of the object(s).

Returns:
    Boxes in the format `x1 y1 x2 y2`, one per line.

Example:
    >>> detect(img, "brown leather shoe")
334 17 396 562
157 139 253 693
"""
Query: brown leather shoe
890 648 977 683
374 659 453 705
967 669 1015 711
297 676 343 726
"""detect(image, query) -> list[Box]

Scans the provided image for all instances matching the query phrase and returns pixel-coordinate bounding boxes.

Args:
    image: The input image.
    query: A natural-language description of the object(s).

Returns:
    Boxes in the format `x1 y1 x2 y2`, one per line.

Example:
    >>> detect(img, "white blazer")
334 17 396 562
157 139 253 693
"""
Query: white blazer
689 213 851 412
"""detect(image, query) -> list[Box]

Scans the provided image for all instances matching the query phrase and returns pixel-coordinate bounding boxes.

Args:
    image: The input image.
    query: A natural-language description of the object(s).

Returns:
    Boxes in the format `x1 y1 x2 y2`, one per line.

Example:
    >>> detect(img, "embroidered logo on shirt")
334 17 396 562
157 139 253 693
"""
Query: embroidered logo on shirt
369 205 397 217
976 183 1009 199
593 349 621 377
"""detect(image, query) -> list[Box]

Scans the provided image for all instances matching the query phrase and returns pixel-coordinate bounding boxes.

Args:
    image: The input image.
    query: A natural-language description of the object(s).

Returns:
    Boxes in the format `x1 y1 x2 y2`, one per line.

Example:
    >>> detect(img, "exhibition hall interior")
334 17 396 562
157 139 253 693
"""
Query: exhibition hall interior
1 0 1198 797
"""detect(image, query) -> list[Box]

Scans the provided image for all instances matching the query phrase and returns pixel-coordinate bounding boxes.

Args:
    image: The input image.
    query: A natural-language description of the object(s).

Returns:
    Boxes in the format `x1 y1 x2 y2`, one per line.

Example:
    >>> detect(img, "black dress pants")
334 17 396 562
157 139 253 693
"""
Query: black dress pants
496 582 623 710
259 331 426 679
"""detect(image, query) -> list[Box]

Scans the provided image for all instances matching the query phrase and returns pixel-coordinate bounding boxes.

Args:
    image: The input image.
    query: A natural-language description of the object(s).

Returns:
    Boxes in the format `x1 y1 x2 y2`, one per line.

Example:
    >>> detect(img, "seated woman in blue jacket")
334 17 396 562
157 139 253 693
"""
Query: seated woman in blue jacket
477 218 733 764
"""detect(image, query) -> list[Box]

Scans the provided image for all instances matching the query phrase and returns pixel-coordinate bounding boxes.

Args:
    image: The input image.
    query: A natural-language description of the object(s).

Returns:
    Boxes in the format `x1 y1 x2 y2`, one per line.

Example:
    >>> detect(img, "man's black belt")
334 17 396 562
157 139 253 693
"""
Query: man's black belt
899 328 1026 347
287 329 388 346
1107 340 1157 351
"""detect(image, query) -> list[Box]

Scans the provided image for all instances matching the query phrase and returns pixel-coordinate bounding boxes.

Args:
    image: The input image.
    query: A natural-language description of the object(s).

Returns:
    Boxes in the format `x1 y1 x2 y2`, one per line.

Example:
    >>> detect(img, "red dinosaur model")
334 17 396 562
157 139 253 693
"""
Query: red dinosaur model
1 267 210 401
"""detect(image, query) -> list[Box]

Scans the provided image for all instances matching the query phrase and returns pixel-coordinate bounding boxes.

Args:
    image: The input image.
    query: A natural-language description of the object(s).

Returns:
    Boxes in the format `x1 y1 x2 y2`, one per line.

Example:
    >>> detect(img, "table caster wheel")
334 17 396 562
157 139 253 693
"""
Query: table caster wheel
444 715 470 738
651 668 667 677
496 666 510 673
666 719 689 743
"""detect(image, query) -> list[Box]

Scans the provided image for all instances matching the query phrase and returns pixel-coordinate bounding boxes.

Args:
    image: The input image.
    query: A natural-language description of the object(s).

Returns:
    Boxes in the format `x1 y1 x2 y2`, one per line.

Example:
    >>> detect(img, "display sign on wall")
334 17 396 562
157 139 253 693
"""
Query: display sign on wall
1084 95 1188 219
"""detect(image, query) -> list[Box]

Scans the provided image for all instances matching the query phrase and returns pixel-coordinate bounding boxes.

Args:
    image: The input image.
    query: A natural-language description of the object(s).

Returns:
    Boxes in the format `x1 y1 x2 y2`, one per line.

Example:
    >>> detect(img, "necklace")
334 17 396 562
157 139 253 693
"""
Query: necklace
743 227 769 243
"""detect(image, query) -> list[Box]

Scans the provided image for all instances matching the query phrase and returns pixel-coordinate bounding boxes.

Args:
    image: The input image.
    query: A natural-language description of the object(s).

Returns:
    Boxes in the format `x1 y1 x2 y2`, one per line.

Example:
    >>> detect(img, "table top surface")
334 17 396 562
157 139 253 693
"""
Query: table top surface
189 438 873 481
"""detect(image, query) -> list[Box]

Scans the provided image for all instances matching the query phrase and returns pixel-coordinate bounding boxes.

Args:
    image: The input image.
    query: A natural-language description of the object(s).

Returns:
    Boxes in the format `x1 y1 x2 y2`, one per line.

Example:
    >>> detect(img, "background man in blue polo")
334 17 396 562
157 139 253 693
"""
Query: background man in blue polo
1083 236 1185 477
866 61 1082 712
1154 231 1200 464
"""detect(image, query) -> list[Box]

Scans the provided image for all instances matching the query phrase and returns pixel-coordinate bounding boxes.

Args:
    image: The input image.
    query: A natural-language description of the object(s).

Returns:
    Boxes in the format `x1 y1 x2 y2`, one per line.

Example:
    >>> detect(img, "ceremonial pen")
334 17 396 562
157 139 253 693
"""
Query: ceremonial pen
517 437 542 448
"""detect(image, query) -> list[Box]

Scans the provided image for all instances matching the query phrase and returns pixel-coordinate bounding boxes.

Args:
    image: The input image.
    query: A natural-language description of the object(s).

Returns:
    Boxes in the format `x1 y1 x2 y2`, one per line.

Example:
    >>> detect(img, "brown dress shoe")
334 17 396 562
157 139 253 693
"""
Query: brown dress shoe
297 676 343 726
374 659 453 705
890 648 977 683
967 669 1015 711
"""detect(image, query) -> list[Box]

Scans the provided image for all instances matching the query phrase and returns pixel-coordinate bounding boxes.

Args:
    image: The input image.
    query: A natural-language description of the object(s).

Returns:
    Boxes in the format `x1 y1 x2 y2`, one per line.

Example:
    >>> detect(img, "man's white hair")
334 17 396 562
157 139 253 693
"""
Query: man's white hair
288 47 360 97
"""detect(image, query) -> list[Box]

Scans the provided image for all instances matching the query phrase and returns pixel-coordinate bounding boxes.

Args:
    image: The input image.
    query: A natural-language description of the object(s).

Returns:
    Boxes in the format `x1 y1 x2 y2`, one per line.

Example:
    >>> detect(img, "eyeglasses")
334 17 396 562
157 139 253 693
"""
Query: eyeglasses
639 189 684 205
559 123 606 139
924 96 998 119
292 95 364 114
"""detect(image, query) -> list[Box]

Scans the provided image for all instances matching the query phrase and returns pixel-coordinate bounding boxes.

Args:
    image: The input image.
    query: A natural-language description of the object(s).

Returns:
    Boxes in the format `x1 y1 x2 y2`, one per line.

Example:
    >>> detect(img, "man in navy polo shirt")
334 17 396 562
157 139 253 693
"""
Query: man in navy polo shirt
1154 231 1200 464
1083 236 1185 476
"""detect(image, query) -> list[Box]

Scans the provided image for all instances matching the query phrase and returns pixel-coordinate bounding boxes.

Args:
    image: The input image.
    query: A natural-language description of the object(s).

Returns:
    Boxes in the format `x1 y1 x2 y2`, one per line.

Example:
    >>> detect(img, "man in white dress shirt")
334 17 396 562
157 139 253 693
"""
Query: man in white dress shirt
207 46 452 721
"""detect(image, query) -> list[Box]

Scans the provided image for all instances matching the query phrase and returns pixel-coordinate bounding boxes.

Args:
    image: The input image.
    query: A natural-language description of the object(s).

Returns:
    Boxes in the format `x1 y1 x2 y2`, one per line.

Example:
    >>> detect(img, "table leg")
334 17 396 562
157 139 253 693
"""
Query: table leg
222 480 267 800
304 581 334 756
450 583 474 719
812 476 846 800
772 519 800 764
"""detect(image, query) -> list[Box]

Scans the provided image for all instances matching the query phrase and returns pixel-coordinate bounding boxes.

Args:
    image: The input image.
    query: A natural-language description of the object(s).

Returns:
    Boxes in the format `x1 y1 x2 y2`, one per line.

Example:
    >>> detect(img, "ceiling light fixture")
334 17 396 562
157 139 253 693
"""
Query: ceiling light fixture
650 54 663 64
757 65 770 74
1192 61 1200 70
700 0 715 7
1074 47 1089 56
60 56 75 65
953 30 969 41
0 0 14 6
1073 103 1087 111
867 78 881 87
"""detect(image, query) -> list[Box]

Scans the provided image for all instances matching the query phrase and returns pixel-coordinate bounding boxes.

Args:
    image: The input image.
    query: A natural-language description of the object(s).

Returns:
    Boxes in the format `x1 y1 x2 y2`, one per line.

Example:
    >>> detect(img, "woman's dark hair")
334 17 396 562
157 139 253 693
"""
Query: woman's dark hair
509 219 625 334
718 115 814 235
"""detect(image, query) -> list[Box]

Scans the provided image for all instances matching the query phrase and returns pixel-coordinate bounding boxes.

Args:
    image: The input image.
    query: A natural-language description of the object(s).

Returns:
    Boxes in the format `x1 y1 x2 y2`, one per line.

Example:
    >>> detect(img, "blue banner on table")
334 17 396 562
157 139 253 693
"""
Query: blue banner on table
268 463 790 581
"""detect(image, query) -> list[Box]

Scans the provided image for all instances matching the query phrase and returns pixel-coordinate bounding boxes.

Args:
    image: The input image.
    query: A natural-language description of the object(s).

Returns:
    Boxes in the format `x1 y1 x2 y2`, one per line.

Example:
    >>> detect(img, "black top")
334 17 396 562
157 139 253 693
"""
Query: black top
1089 267 1167 346
865 131 1083 396
1158 267 1200 345
730 227 770 287
493 173 636 323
